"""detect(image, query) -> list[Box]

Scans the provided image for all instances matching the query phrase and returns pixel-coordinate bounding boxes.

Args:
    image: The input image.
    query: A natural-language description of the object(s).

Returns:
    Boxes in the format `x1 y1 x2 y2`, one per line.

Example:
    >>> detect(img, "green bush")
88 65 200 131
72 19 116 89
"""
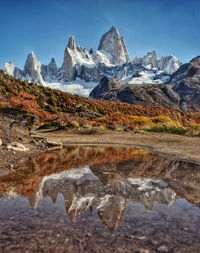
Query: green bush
38 121 64 130
44 104 57 113
146 123 187 135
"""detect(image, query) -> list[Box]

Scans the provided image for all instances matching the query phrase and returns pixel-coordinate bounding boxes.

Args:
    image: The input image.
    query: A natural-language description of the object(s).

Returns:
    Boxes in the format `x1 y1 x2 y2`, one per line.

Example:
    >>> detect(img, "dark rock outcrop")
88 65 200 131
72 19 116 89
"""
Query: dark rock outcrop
90 56 200 112
90 76 123 98
91 80 180 109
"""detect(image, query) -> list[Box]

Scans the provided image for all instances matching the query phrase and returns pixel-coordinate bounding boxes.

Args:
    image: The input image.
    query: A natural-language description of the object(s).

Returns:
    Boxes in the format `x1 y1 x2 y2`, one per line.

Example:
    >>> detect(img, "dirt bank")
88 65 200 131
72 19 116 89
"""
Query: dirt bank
0 109 49 176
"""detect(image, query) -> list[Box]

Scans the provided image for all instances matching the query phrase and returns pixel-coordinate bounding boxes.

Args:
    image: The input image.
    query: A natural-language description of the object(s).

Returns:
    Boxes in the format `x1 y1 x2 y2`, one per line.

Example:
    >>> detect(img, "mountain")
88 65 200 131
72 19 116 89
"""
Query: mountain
90 56 200 112
171 56 200 111
3 62 15 76
4 52 44 85
41 57 58 82
24 51 44 85
98 26 130 64
2 26 181 96
158 55 180 75
90 77 180 109
90 76 123 98
133 51 180 75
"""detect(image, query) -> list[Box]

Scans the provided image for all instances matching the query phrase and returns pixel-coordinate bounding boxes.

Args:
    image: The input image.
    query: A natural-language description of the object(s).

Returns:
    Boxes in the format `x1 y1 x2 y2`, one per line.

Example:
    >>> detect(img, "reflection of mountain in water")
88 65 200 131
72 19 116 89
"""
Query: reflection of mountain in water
27 166 176 230
2 145 200 230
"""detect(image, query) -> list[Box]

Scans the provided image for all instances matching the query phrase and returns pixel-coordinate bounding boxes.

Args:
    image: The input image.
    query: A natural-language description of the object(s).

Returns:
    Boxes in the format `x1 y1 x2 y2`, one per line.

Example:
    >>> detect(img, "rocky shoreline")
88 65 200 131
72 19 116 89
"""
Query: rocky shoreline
35 129 200 164
1 127 200 177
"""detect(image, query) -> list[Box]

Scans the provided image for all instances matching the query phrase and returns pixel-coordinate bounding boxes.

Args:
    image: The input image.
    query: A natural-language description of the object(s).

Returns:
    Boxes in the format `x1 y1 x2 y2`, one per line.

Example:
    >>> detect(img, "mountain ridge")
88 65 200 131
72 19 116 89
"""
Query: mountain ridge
90 56 200 112
3 26 181 96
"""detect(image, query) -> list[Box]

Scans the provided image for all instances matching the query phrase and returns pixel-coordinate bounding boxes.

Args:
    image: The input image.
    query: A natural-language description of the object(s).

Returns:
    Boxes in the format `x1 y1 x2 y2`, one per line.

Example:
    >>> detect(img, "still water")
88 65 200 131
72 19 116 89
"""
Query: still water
0 145 200 252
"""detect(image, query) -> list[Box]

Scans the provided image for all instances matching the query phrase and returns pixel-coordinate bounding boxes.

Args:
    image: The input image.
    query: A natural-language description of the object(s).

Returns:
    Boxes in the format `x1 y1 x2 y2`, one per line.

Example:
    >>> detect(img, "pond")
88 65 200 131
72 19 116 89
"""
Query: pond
0 145 200 252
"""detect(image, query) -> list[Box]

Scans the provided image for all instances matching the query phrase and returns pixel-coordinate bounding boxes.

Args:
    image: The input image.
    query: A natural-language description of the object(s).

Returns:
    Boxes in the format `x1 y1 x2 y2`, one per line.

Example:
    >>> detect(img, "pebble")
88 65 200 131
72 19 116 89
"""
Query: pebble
157 245 169 252
85 233 92 237
138 236 146 240
151 240 158 245
9 164 14 170
138 249 150 253
125 235 135 239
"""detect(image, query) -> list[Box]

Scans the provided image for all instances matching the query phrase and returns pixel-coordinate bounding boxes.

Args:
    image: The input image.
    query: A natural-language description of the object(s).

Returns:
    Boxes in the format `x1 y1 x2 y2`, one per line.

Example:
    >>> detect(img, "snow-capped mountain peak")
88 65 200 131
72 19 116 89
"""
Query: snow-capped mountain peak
132 51 181 75
2 26 182 96
61 35 95 80
3 61 15 76
142 50 158 67
67 35 77 50
24 51 44 85
24 51 40 72
158 55 180 75
98 26 130 64
108 25 120 35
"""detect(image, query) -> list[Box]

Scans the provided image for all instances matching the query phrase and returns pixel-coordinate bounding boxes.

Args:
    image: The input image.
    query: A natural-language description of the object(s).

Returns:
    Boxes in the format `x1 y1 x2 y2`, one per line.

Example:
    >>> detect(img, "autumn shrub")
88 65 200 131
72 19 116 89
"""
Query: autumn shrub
131 116 152 127
0 85 7 95
152 115 172 124
97 107 106 115
44 104 57 113
38 121 64 130
146 123 187 135
1 70 200 135
186 124 200 136
66 120 80 129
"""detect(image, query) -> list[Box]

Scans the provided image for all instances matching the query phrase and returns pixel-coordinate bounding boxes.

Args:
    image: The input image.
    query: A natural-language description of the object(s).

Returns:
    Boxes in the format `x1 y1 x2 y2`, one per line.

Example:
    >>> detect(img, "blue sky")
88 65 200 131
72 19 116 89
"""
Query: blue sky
0 0 200 68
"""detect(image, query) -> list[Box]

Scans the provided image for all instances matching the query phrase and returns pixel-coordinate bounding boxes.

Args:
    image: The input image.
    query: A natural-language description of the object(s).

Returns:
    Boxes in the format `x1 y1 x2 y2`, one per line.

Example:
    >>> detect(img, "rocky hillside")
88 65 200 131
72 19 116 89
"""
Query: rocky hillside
171 56 200 111
0 71 200 134
90 56 200 112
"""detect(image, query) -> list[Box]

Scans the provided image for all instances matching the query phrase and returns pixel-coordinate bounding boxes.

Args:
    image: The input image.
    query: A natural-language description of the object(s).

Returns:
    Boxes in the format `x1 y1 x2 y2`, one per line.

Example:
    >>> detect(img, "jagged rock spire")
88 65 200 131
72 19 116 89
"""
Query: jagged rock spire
142 50 158 67
67 35 77 50
24 51 44 85
3 61 15 76
49 57 56 65
98 26 130 64
3 26 181 86
48 57 57 72
108 26 120 35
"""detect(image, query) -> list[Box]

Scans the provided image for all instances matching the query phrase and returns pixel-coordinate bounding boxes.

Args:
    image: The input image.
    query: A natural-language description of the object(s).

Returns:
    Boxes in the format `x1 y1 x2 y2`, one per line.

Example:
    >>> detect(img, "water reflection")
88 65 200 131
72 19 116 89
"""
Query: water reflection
22 166 175 230
2 145 199 230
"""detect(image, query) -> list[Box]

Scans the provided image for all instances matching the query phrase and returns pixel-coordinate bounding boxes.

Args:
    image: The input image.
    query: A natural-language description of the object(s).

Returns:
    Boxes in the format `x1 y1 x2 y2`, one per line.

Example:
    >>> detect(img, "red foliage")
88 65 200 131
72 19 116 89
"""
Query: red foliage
0 71 199 128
